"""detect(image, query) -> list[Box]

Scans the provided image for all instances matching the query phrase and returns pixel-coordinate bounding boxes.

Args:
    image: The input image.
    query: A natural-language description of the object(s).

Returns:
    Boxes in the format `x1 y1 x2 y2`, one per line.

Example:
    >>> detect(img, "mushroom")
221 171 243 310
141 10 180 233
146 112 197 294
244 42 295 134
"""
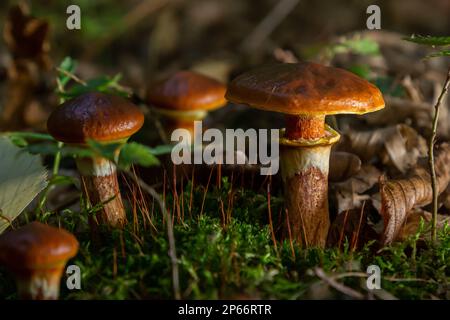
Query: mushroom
226 62 384 247
0 221 79 300
147 70 227 141
47 92 144 228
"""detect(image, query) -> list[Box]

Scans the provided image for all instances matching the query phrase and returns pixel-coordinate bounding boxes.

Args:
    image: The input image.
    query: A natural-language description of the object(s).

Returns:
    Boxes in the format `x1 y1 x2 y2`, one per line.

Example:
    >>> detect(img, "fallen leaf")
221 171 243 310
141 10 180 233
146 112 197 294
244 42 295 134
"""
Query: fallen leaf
329 151 361 182
3 4 50 68
332 165 381 213
339 124 427 173
0 137 48 234
379 143 450 244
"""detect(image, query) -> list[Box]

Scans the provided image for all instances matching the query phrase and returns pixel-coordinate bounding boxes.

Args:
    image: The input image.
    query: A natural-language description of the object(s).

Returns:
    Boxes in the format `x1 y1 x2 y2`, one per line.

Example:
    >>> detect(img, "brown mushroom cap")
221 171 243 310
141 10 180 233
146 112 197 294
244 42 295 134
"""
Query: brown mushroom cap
225 62 385 116
0 222 79 270
47 92 144 144
147 71 227 111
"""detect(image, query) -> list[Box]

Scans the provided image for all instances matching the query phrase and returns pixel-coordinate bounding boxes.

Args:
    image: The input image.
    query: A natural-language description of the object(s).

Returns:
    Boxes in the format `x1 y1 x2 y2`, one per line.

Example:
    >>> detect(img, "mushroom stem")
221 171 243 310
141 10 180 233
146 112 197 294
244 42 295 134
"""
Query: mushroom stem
15 267 64 300
280 125 340 247
76 156 126 228
285 114 325 140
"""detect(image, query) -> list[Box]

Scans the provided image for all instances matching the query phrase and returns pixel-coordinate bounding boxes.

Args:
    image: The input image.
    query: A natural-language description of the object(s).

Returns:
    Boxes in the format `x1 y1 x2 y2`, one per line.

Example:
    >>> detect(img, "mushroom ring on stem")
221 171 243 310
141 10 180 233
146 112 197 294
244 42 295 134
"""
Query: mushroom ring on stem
47 92 144 228
226 62 385 247
0 222 79 300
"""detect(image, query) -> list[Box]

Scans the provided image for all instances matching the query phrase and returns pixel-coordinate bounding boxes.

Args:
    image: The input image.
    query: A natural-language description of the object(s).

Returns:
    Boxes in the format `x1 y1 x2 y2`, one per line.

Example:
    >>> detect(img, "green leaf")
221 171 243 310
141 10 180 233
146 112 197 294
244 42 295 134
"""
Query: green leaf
332 38 380 56
348 64 371 79
119 142 161 169
404 35 450 46
25 142 94 159
372 77 406 97
60 56 77 73
5 132 55 142
60 74 128 99
0 137 48 234
86 140 122 162
58 56 77 87
49 175 78 187
148 144 173 156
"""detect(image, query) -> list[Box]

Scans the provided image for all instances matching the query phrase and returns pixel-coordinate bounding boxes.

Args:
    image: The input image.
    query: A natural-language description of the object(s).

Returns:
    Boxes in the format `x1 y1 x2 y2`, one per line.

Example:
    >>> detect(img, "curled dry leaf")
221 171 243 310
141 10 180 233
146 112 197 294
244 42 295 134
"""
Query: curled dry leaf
339 124 427 173
329 151 361 182
332 165 381 213
379 143 450 245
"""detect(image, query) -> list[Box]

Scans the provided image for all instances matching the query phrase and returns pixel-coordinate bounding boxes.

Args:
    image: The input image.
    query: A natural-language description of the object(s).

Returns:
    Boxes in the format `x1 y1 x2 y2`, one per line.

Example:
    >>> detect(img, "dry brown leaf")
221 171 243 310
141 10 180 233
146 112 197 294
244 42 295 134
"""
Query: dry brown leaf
364 96 450 139
329 151 361 183
339 124 427 173
333 165 381 213
397 209 450 242
3 4 50 69
379 143 450 245
1 3 52 130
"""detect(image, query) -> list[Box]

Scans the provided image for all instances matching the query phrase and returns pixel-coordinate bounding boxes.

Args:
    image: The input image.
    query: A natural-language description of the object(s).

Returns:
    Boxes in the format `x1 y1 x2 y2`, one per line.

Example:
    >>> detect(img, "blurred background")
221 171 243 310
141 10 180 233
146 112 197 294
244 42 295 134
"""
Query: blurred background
0 0 448 133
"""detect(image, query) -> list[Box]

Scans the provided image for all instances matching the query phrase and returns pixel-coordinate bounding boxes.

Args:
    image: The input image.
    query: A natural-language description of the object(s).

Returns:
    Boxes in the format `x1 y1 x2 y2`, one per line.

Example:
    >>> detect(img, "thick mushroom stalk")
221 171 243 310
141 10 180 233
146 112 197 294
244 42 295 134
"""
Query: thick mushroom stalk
76 156 125 228
281 117 340 247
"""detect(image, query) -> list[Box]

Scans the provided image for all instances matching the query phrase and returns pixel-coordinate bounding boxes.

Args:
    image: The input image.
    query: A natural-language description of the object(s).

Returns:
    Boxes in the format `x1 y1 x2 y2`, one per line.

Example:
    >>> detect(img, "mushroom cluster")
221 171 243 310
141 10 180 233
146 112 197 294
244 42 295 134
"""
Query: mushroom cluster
226 62 385 247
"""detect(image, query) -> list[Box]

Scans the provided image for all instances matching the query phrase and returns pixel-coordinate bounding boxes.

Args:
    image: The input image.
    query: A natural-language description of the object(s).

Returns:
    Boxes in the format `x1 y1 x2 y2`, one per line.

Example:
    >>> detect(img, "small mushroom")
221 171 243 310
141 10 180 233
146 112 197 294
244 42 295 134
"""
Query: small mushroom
226 62 384 247
0 222 79 300
47 92 144 228
147 71 226 140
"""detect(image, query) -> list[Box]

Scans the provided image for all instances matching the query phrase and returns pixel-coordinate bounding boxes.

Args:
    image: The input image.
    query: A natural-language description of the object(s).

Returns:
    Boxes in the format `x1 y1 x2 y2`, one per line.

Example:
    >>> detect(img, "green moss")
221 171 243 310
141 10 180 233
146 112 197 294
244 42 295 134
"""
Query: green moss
1 179 449 300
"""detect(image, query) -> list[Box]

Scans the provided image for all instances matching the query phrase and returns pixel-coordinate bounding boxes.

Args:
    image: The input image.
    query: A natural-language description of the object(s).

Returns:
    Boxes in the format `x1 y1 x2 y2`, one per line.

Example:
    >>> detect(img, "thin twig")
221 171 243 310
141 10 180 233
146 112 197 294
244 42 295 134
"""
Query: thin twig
429 67 450 242
240 0 301 53
55 67 87 86
124 169 181 300
267 181 278 253
314 267 365 300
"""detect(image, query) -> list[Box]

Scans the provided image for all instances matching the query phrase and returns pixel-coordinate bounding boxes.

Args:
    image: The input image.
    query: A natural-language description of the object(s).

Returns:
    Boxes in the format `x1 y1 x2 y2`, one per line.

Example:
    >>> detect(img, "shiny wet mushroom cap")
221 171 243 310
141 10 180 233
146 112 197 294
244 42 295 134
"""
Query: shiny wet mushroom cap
47 92 144 144
225 62 384 116
0 221 79 299
147 71 227 112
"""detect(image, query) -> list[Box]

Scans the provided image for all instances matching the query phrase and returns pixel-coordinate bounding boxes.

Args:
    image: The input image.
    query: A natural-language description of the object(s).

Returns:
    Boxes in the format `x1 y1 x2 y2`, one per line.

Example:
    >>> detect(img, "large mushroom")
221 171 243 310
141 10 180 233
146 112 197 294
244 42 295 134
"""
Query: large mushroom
47 92 144 228
226 62 384 247
0 222 79 300
147 70 226 140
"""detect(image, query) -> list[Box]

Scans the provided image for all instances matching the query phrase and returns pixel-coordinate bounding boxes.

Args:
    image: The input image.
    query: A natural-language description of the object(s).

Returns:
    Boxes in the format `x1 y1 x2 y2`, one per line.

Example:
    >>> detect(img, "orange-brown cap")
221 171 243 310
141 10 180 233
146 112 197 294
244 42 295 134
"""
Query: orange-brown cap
0 222 79 270
47 92 144 144
147 71 227 111
226 62 385 116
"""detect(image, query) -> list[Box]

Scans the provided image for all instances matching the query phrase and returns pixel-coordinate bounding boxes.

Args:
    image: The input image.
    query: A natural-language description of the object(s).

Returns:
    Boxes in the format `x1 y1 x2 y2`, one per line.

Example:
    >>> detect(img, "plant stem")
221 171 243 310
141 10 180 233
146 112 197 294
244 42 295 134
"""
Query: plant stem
124 169 181 300
52 141 64 175
428 67 450 242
